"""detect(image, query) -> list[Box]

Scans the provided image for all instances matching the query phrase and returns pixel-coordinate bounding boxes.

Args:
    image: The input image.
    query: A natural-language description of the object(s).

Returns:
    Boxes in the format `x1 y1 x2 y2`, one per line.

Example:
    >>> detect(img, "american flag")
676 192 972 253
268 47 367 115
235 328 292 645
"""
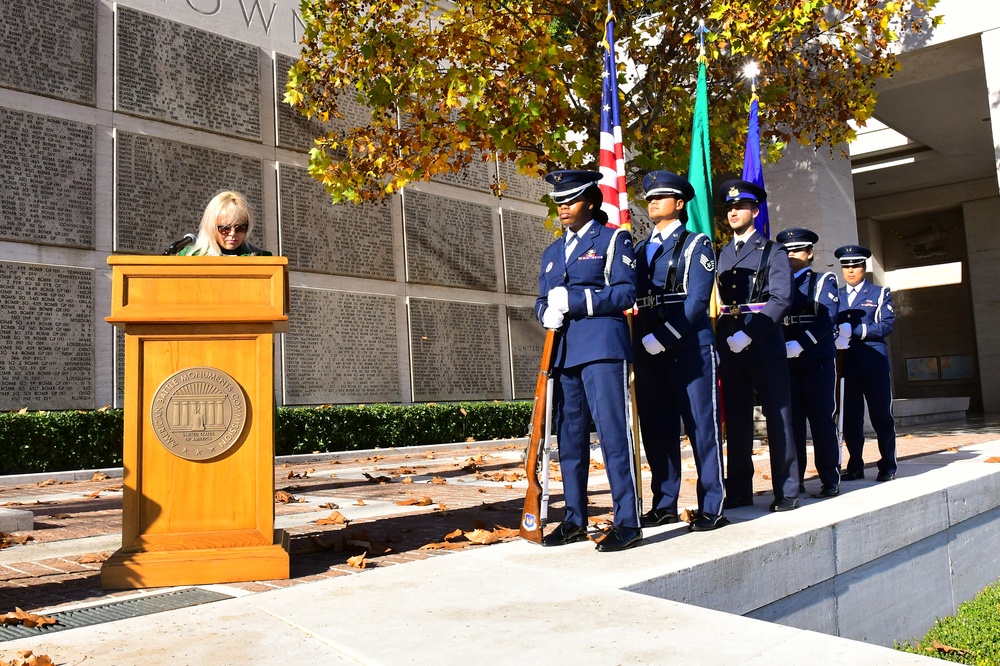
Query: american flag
598 2 630 230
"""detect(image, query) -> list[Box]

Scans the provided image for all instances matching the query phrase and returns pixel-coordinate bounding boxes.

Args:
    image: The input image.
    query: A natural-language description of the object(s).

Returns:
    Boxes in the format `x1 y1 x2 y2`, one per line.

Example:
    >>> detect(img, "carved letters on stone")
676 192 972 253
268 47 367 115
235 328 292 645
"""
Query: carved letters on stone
0 262 93 410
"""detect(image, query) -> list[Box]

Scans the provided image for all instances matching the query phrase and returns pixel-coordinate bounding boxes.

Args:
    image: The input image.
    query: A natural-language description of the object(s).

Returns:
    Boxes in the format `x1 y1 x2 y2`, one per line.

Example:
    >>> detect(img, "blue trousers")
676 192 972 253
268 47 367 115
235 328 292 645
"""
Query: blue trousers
634 344 724 516
554 360 640 529
843 372 897 475
720 356 799 500
788 357 841 488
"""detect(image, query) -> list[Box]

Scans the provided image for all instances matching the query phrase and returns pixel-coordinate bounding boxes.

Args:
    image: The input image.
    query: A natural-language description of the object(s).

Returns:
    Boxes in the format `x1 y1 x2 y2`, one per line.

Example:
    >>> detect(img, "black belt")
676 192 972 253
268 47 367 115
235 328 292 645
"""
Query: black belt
783 315 817 325
719 302 765 316
636 293 686 309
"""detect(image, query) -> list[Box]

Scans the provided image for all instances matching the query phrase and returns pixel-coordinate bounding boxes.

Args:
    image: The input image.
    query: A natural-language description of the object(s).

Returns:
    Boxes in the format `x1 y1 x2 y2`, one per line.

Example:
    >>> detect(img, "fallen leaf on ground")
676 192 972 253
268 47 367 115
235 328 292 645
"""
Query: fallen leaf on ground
430 477 447 485
420 541 468 550
492 527 518 539
76 552 110 563
92 472 109 482
316 511 348 526
680 509 695 523
275 490 303 504
985 457 1000 463
319 502 339 510
465 529 499 545
477 488 488 494
355 499 366 506
401 477 413 484
1 533 35 549
346 552 367 569
0 608 57 629
396 497 433 506
0 650 55 666
83 491 101 499
363 472 392 484
444 529 463 541
35 480 56 487
103 485 123 492
433 504 448 512
946 447 959 453
928 641 970 655
47 513 72 520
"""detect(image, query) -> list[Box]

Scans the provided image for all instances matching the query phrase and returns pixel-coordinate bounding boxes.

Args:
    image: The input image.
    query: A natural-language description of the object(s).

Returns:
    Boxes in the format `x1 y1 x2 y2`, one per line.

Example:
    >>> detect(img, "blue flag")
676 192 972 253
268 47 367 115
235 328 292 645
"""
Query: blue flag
741 96 770 238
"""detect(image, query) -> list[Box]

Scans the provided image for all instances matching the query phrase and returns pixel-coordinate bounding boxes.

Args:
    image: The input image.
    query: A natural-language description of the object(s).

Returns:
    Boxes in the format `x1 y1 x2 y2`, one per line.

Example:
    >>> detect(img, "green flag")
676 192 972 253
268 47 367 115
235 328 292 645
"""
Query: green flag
686 50 714 240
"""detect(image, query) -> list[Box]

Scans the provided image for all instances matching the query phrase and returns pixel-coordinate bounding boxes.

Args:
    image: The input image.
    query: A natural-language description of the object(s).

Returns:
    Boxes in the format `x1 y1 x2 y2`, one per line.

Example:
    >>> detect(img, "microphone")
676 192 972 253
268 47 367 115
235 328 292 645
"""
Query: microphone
164 233 197 255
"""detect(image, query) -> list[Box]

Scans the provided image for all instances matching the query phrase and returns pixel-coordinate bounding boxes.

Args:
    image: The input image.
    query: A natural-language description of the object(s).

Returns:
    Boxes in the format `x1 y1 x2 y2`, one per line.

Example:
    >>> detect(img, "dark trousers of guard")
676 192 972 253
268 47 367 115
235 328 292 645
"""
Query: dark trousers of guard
553 360 641 529
720 358 800 501
788 356 841 489
842 372 897 476
634 344 724 516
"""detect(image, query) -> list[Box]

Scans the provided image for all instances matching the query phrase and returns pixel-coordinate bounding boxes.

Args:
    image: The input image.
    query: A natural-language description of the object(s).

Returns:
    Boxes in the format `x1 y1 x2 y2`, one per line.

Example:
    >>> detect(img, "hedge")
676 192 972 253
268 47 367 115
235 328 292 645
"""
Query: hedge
0 401 533 475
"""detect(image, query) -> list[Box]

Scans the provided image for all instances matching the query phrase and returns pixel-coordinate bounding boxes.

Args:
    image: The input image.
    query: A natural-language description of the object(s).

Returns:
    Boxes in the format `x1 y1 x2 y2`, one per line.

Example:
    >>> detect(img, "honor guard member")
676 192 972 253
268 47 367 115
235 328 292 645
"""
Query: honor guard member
632 171 725 531
715 180 800 512
834 245 897 482
775 227 841 497
534 169 642 552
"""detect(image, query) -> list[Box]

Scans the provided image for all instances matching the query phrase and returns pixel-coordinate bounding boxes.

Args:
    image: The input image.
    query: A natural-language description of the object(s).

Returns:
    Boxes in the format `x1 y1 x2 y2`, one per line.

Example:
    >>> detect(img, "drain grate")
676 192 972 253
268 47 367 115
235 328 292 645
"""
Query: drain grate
0 587 233 642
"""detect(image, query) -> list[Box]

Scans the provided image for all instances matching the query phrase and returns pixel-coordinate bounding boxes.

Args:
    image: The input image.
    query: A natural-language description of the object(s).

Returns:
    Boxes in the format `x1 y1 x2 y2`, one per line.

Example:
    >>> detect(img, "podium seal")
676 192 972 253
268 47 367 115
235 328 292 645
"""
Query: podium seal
150 366 248 461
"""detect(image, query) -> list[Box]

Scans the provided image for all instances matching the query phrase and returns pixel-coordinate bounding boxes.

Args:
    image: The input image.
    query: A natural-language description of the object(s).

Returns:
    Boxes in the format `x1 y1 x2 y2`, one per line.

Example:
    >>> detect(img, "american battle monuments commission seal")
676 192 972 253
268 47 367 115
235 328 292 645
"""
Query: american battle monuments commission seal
150 367 248 461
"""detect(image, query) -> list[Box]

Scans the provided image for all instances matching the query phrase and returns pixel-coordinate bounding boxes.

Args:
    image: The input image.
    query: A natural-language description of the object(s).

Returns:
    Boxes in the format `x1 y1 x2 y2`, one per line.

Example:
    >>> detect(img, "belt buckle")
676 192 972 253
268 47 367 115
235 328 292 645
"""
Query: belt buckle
727 305 741 316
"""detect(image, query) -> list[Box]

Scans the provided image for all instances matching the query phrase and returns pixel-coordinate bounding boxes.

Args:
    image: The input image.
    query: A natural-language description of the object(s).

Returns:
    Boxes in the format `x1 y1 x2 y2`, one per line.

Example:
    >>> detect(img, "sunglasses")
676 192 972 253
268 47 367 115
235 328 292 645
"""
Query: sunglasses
217 223 249 235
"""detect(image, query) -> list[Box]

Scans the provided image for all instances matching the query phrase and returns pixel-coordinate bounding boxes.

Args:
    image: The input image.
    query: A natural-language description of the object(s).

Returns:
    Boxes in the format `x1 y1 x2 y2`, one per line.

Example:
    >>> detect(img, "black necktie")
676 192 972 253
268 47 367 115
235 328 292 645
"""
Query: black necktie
735 240 744 253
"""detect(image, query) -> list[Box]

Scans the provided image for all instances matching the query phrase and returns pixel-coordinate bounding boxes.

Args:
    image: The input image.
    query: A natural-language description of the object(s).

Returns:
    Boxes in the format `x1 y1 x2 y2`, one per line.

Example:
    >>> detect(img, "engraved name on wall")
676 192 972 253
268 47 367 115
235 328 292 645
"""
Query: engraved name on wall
278 165 393 278
0 108 95 248
507 306 545 400
0 0 95 104
409 299 502 402
495 161 549 203
0 262 93 410
275 53 372 153
284 288 401 404
117 7 261 140
502 210 552 296
116 132 264 254
404 191 497 291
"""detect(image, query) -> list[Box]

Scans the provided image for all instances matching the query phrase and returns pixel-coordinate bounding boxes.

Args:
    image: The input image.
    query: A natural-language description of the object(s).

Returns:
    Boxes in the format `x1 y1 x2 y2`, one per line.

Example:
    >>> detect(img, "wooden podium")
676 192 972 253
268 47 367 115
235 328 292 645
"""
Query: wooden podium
101 256 290 589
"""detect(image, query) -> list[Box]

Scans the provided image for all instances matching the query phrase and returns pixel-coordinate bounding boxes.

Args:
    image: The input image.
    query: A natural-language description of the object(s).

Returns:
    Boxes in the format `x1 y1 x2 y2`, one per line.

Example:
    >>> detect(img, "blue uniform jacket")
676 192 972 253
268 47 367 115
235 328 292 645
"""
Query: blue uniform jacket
633 228 715 351
536 222 636 369
784 269 839 362
715 230 793 361
836 281 894 376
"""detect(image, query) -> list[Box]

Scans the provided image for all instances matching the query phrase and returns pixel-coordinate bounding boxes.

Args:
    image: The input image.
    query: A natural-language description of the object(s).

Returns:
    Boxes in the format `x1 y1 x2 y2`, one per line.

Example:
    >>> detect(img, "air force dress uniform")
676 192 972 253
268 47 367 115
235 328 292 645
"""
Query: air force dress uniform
775 228 841 495
535 170 641 551
632 171 724 530
715 180 800 510
834 245 897 482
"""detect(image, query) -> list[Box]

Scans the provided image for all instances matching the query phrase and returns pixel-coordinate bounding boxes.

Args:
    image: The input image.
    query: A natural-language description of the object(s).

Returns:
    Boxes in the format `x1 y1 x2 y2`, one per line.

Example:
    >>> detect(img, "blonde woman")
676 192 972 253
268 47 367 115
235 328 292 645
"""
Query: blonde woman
179 191 271 256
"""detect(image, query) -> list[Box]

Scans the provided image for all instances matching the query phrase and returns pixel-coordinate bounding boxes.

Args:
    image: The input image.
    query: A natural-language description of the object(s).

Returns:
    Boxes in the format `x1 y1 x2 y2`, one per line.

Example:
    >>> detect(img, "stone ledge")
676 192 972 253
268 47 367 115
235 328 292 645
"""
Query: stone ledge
0 507 33 532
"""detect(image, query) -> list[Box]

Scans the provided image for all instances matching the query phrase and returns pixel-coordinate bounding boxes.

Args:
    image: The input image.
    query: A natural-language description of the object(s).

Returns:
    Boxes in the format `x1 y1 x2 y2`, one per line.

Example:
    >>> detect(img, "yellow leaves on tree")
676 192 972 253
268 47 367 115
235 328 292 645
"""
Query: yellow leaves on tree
287 0 940 206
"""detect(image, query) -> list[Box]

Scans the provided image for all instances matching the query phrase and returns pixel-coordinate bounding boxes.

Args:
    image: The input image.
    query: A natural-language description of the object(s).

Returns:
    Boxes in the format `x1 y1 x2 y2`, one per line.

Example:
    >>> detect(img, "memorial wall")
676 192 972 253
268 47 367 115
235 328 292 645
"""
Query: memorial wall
0 0 550 410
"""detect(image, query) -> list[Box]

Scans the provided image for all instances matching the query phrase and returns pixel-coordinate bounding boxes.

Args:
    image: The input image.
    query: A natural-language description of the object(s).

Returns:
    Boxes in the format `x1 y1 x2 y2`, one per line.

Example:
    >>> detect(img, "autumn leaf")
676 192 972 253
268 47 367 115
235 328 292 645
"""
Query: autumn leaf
443 529 463 541
465 529 499 545
985 457 1000 463
928 640 970 655
0 533 34 549
319 502 339 510
275 490 303 504
363 472 392 484
0 608 57 629
316 511 348 526
76 552 110 563
492 527 518 539
396 497 433 506
346 552 367 569
433 504 449 513
430 477 447 485
35 479 56 487
0 650 55 666
92 471 109 482
401 477 413 484
355 499 366 506
83 491 101 499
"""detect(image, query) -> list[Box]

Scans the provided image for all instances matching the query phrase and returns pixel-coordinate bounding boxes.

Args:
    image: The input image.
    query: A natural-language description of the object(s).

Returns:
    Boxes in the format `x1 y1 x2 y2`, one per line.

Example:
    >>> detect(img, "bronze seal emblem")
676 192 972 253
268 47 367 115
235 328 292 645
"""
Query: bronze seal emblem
150 367 247 461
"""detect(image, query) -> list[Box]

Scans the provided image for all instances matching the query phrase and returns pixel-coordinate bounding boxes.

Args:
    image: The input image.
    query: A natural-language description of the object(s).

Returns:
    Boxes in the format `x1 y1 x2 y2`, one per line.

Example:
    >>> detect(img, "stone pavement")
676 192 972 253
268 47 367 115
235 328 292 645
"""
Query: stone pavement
0 416 998 663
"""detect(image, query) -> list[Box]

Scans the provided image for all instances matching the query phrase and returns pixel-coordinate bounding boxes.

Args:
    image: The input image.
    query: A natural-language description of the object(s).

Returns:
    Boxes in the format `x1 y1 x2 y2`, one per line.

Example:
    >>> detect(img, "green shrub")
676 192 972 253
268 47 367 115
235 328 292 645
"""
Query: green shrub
0 410 124 475
0 401 533 474
896 580 1000 664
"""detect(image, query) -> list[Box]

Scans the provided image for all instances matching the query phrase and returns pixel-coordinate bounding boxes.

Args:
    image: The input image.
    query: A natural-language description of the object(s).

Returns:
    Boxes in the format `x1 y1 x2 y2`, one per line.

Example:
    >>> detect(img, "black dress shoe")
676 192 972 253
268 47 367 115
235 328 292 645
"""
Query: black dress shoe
689 513 729 532
799 483 806 494
541 521 589 547
595 526 643 552
640 508 680 527
818 484 840 497
876 471 895 482
769 497 799 512
840 469 865 481
723 496 754 509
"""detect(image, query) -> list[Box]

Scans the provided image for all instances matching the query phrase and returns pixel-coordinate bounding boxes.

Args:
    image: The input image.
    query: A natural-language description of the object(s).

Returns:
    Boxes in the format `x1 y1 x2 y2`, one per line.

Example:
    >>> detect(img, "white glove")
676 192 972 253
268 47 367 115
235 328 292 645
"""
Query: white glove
542 307 564 330
838 322 852 338
785 341 804 358
727 330 752 353
548 286 569 314
835 335 851 350
642 333 665 355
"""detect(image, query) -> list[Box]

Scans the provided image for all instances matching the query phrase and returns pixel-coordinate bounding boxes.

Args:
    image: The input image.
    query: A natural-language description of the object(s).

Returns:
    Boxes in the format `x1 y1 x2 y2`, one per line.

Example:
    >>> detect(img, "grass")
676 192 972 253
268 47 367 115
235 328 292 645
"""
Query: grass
895 580 1000 664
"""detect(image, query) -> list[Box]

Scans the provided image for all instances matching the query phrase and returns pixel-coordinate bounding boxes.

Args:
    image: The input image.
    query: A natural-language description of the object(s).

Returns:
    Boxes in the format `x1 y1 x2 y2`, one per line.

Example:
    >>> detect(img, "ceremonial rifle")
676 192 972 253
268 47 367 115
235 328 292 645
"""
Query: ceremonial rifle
835 348 846 453
520 329 559 543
